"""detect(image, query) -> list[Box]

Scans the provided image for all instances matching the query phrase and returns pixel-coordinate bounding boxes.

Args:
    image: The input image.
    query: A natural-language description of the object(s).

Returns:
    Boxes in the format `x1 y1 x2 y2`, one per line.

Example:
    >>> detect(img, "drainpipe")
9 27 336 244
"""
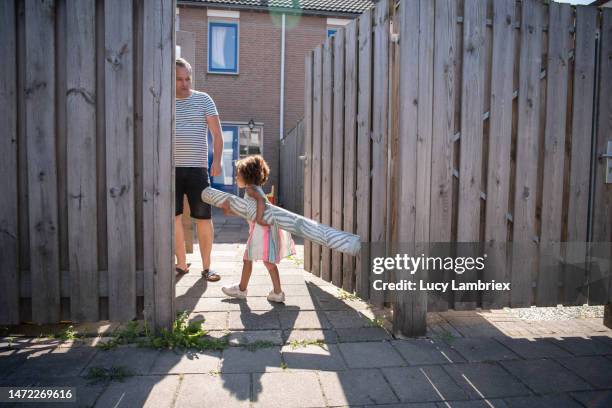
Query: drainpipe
280 13 286 140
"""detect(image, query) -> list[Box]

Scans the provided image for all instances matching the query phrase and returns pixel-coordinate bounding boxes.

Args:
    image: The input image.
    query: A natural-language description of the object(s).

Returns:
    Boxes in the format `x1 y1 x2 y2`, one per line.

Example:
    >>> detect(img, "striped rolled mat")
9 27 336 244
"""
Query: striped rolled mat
202 187 361 256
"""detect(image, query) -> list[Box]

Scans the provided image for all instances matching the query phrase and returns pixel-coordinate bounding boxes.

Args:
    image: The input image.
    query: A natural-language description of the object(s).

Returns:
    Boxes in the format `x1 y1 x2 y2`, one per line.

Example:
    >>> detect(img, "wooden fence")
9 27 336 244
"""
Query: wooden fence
0 0 176 330
301 0 612 336
279 120 305 214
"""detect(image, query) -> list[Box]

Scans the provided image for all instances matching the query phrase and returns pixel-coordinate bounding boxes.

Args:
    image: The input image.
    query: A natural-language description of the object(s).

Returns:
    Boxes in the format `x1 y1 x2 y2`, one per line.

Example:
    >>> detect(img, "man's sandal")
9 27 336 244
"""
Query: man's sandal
202 269 221 282
175 263 191 275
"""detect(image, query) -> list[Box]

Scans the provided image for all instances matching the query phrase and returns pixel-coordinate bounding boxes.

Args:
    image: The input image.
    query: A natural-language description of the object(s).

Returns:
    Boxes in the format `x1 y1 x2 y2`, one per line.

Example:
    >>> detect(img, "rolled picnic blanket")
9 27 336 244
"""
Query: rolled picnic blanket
201 187 361 256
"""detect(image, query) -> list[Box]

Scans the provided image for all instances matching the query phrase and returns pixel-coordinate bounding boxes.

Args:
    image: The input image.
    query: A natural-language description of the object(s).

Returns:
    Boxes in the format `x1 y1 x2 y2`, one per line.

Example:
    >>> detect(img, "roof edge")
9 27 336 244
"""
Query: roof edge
177 1 365 18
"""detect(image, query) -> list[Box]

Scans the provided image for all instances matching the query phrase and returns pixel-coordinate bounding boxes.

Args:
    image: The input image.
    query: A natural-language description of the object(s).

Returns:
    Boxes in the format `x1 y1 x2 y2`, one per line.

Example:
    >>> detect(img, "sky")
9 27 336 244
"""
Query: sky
553 0 593 4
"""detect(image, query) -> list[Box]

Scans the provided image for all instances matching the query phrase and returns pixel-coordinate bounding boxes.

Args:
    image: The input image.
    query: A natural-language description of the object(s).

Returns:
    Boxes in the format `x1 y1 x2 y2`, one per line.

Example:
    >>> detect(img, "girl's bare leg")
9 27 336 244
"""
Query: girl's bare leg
264 261 282 294
240 260 253 292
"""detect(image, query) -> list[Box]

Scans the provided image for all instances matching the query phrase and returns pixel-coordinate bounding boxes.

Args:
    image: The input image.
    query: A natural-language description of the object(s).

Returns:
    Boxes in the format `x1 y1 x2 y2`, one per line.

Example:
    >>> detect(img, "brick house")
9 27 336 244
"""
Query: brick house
176 0 374 194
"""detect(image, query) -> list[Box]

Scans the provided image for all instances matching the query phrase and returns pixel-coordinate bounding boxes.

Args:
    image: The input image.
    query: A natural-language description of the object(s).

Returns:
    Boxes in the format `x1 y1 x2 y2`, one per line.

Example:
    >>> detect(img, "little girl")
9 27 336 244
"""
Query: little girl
220 155 295 302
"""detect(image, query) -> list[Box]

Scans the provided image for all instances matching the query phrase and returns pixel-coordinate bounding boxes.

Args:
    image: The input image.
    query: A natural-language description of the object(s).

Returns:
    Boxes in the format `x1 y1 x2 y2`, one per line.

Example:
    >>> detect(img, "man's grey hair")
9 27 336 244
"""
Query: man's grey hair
176 57 192 76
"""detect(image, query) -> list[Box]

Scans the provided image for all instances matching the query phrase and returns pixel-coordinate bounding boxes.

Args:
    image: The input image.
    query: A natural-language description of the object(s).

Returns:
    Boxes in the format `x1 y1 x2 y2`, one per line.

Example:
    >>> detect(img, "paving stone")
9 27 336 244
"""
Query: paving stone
336 328 393 342
436 400 509 408
325 310 373 329
570 390 612 408
227 330 283 346
179 297 231 312
555 355 612 389
189 311 228 330
391 339 466 365
228 311 280 330
0 337 64 350
174 373 251 408
274 296 318 311
245 285 310 297
221 346 282 373
94 375 179 408
443 363 532 399
249 275 305 285
382 366 470 403
0 349 27 378
338 341 405 368
150 350 221 374
278 311 331 330
504 394 582 408
319 369 399 406
239 296 317 312
448 338 519 363
252 371 326 407
500 359 592 394
7 347 97 379
313 295 357 311
548 337 612 356
282 329 338 344
84 346 159 375
281 344 347 371
591 335 612 350
365 404 437 408
494 337 572 359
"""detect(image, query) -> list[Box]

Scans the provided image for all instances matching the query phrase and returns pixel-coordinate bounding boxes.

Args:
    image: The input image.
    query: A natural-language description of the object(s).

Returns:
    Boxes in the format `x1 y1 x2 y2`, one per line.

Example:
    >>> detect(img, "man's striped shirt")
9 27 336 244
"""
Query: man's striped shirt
175 90 219 167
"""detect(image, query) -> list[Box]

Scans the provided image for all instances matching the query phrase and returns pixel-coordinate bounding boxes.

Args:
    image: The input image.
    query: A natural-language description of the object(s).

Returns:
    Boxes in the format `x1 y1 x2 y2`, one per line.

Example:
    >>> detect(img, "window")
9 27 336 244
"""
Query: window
208 22 238 74
327 28 337 37
176 45 181 59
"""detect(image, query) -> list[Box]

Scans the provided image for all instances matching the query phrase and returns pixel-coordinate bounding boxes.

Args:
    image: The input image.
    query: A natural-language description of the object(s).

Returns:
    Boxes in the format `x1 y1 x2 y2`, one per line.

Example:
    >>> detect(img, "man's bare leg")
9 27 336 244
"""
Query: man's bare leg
196 218 213 270
175 215 188 270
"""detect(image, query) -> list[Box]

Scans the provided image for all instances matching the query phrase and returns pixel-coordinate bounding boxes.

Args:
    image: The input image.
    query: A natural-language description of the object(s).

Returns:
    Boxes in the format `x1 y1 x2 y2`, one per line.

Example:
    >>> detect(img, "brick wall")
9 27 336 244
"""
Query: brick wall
178 6 343 191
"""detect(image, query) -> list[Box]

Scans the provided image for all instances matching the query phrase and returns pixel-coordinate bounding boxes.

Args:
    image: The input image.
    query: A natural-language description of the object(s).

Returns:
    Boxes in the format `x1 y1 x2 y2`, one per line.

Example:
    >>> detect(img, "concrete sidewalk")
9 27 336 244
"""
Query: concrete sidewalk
1 209 611 407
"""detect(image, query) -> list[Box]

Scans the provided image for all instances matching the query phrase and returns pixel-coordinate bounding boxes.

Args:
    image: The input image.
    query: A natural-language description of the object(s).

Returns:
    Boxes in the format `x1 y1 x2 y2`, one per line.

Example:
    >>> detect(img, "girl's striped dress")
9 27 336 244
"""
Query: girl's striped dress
243 186 296 264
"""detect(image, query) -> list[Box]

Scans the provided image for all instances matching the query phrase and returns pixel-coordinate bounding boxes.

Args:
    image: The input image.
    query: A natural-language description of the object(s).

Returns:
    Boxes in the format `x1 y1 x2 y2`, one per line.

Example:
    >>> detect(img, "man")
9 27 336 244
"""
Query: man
175 57 223 282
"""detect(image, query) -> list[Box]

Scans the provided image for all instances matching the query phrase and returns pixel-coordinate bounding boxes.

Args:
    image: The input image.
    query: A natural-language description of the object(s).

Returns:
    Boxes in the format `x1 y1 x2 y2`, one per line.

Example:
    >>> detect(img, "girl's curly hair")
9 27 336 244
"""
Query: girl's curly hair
235 155 269 186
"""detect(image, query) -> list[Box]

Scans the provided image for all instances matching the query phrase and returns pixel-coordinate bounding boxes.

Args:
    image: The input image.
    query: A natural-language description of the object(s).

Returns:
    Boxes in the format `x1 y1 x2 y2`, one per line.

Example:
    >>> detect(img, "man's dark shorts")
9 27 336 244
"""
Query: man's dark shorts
175 167 211 220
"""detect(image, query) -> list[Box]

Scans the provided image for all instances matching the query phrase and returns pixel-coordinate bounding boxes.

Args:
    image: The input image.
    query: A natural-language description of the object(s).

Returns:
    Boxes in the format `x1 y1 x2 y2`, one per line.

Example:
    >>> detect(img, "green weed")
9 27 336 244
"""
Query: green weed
85 366 133 384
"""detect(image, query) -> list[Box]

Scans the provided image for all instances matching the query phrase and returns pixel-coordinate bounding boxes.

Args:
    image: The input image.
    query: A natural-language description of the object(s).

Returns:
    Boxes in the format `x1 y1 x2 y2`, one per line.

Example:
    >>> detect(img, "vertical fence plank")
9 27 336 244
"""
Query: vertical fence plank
455 0 485 309
332 29 345 287
56 0 69 286
297 121 304 215
592 9 612 243
134 0 144 283
537 2 572 306
105 0 136 321
394 0 424 336
511 0 543 307
66 0 98 322
568 7 597 244
25 0 60 324
370 0 390 307
413 0 434 315
321 37 334 282
142 0 175 330
415 0 434 245
592 9 612 306
0 0 20 324
482 0 515 309
564 6 597 305
96 0 108 313
428 0 455 312
342 22 358 292
355 10 373 298
311 46 323 277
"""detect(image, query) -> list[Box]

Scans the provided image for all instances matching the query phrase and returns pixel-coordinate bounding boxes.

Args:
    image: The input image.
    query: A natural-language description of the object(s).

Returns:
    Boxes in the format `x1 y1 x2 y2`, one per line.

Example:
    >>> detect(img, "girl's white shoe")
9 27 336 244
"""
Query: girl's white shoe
267 290 285 303
222 284 248 299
